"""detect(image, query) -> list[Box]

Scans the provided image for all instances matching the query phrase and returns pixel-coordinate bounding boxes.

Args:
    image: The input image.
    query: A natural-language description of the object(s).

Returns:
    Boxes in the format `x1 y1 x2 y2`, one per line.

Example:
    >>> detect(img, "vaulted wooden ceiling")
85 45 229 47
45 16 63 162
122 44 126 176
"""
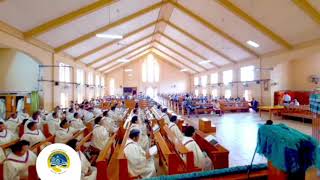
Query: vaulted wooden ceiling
0 0 319 74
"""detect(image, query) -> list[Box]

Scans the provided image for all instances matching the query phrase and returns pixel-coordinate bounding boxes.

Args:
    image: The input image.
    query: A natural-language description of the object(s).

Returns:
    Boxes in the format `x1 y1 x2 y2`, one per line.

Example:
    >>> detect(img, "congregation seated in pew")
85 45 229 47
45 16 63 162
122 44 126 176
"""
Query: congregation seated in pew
20 122 46 148
91 117 109 152
55 120 77 143
0 121 18 146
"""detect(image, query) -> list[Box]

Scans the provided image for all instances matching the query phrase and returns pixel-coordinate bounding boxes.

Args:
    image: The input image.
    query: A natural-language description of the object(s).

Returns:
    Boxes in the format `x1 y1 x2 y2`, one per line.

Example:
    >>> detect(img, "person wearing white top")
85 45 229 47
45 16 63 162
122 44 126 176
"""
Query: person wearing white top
0 99 6 120
283 92 292 106
6 113 22 136
101 111 118 133
3 140 37 180
83 108 95 123
182 126 212 170
17 109 30 122
46 112 60 135
55 120 77 143
93 107 102 117
23 112 42 133
70 113 85 130
16 98 25 113
67 108 75 121
160 108 170 124
130 116 149 151
67 139 97 180
0 121 18 145
91 117 109 151
168 115 183 142
21 122 46 147
124 129 156 178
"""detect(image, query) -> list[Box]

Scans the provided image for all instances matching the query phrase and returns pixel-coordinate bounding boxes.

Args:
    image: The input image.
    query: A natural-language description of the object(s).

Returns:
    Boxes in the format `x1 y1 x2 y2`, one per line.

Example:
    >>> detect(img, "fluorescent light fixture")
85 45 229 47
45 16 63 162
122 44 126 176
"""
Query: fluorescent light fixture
96 34 123 39
198 60 212 64
180 69 188 72
246 40 259 48
124 69 133 72
116 59 130 63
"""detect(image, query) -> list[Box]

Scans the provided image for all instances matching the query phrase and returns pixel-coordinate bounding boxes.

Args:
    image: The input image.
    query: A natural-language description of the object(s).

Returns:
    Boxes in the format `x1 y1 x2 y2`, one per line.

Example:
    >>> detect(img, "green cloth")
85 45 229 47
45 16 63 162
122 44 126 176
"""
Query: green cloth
145 164 267 180
31 91 40 113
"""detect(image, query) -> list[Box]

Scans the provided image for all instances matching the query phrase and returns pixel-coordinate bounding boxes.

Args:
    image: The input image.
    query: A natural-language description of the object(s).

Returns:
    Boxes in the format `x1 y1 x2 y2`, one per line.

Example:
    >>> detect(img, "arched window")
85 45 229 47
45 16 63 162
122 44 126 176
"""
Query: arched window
109 78 115 96
142 54 159 83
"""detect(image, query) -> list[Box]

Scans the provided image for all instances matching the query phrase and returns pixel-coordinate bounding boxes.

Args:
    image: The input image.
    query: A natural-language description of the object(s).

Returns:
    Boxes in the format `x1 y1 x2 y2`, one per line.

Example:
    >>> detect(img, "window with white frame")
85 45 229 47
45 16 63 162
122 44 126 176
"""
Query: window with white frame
210 73 218 84
87 72 94 99
201 75 207 87
59 63 70 82
109 78 115 96
194 77 199 86
195 89 199 96
142 54 159 83
88 72 93 85
225 89 231 99
60 92 68 108
95 75 100 98
223 70 233 85
241 65 254 81
76 69 84 103
202 89 207 96
101 77 105 96
212 89 218 98
244 90 252 101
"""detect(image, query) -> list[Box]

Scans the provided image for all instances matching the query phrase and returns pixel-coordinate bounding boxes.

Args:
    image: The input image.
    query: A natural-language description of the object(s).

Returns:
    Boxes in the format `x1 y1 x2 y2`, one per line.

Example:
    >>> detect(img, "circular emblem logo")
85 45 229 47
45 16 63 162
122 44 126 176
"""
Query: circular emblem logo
47 150 70 174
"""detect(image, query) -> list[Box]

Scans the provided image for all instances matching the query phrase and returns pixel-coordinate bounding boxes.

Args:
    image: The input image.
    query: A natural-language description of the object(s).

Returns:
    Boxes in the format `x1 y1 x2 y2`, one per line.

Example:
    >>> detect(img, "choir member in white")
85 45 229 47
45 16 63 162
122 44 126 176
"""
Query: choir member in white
91 117 109 151
101 111 118 133
182 126 212 170
83 107 94 123
130 116 150 151
168 115 183 142
67 139 97 180
160 108 170 124
46 112 60 135
67 108 75 121
55 120 77 143
21 122 46 147
3 140 37 180
0 98 6 120
17 109 30 121
124 129 156 178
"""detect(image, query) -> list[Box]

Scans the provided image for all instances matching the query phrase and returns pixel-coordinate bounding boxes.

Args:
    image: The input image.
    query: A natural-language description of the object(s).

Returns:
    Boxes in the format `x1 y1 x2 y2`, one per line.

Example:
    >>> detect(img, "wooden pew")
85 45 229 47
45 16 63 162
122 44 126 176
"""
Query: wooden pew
154 131 187 175
30 135 55 154
220 101 249 112
193 130 229 169
96 134 116 180
161 125 201 173
117 126 134 180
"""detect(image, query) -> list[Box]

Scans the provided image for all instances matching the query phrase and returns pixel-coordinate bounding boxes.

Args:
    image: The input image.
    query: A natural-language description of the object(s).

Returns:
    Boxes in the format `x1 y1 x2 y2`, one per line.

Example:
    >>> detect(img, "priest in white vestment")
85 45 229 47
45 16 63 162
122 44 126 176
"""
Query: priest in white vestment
3 140 37 180
47 112 60 135
124 129 156 178
70 112 85 130
5 113 22 136
55 120 77 143
182 126 212 170
67 139 97 180
0 122 18 145
91 117 109 151
168 115 183 142
21 122 46 147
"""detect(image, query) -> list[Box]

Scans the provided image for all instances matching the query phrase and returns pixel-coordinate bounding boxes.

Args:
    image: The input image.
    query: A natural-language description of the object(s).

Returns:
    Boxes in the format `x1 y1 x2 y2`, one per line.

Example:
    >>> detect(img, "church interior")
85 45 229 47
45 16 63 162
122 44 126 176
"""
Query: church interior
0 0 320 179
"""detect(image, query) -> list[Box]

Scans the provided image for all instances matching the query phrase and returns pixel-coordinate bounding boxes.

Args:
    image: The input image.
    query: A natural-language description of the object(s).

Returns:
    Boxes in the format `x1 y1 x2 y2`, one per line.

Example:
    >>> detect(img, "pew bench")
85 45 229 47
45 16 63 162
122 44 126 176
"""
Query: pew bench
96 134 116 180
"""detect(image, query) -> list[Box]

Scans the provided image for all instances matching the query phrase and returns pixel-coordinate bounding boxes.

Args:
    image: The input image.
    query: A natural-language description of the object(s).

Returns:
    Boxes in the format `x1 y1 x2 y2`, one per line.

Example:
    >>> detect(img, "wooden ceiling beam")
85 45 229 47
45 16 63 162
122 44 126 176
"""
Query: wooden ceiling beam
166 21 237 64
216 0 292 49
24 0 117 38
54 1 163 53
154 40 206 71
152 45 199 73
76 20 158 61
96 43 152 70
159 32 221 68
168 0 259 57
88 34 153 66
292 0 320 25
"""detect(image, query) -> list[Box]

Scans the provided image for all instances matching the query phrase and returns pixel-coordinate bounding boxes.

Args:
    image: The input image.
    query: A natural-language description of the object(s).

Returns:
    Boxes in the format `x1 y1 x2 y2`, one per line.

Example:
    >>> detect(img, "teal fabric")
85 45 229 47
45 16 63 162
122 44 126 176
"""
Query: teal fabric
31 91 40 113
257 124 318 173
310 94 320 114
145 164 267 180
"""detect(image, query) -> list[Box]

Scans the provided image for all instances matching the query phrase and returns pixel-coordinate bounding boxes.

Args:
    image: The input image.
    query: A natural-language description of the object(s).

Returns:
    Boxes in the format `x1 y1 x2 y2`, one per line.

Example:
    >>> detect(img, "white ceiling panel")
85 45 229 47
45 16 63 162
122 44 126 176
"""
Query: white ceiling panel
37 2 160 47
154 43 204 72
164 25 229 66
0 0 96 31
229 0 320 45
152 48 196 74
80 25 155 64
93 37 153 68
99 44 151 71
159 35 214 69
170 8 252 61
178 0 283 54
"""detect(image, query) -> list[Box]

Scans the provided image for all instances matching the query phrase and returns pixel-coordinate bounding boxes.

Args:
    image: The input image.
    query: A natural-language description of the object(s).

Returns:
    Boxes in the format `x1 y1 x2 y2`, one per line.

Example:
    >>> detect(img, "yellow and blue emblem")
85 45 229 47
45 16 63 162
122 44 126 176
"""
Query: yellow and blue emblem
47 150 70 174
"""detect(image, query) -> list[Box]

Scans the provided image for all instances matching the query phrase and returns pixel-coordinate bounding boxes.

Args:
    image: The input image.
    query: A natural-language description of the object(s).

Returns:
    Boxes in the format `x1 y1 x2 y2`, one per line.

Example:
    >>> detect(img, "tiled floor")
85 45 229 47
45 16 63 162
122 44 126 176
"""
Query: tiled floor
183 111 312 167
